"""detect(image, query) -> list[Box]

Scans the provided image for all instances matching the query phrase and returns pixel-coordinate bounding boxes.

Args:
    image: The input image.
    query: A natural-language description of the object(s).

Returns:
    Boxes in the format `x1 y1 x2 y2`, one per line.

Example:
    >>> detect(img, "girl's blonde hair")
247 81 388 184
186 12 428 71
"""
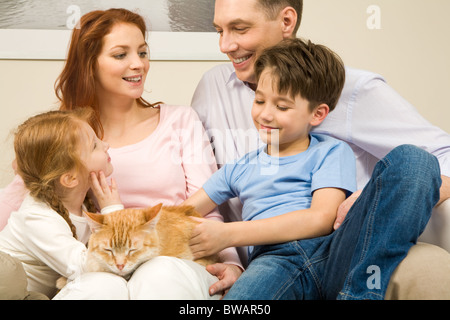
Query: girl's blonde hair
14 109 97 238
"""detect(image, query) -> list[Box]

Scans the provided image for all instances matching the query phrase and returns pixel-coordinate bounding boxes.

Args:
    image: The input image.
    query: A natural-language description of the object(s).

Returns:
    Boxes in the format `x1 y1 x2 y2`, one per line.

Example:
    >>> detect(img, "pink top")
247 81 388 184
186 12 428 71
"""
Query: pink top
0 174 27 230
109 104 218 210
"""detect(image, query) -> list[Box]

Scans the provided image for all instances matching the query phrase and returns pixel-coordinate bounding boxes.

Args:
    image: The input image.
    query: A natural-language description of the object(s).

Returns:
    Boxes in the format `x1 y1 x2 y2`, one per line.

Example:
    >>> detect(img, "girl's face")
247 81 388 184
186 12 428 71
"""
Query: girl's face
95 22 149 101
79 121 113 178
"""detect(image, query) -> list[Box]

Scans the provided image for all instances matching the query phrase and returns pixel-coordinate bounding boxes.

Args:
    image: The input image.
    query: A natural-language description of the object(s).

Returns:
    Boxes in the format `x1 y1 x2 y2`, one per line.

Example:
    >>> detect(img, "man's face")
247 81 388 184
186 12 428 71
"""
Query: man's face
214 0 287 86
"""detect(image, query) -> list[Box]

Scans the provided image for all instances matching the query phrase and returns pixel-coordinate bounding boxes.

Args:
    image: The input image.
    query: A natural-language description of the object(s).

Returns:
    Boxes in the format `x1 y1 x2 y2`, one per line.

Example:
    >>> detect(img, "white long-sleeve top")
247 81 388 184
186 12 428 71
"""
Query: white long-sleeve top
0 195 90 298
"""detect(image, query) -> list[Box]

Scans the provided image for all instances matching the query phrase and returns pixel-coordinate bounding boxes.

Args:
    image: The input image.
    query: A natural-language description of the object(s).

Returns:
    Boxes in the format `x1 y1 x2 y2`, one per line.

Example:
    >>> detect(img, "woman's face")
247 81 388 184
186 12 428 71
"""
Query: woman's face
95 22 150 101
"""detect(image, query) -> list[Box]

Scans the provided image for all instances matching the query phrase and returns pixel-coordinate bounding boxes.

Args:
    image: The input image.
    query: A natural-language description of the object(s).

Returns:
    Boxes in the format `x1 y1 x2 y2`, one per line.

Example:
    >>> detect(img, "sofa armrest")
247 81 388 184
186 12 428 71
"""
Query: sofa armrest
419 199 450 252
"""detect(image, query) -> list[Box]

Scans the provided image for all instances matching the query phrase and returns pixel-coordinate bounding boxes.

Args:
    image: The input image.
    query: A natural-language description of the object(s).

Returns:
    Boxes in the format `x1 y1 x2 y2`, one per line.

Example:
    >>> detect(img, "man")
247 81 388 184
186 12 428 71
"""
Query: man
192 0 450 299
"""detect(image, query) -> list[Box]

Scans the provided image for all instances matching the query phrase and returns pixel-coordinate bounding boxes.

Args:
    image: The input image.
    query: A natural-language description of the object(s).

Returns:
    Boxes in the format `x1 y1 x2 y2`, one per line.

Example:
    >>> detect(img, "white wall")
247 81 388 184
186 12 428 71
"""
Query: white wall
0 0 449 186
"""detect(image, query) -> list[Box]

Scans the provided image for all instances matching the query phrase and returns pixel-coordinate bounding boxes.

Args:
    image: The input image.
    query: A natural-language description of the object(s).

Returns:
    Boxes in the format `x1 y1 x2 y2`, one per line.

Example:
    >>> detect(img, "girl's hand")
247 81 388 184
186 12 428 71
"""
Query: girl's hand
89 171 122 210
189 217 231 259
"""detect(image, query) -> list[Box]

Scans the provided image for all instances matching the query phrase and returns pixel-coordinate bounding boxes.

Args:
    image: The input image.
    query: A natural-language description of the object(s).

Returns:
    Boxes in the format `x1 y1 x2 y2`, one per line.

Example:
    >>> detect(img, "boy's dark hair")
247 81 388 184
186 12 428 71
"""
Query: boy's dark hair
256 0 303 35
254 38 345 112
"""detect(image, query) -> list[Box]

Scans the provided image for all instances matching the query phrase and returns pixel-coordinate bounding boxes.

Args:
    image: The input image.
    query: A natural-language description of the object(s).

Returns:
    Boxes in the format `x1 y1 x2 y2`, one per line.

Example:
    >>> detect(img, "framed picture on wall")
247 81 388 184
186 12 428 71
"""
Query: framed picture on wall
0 0 227 60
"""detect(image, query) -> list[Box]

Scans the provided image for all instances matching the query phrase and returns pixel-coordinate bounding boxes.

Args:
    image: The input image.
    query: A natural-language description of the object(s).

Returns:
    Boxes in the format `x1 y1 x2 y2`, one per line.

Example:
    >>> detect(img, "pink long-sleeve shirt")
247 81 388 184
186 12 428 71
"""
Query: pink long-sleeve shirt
108 104 218 210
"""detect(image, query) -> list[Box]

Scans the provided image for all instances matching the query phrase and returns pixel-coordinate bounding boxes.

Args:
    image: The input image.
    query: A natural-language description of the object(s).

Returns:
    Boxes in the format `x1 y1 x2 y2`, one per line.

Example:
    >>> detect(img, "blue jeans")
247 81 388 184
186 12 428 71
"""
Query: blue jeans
224 145 441 300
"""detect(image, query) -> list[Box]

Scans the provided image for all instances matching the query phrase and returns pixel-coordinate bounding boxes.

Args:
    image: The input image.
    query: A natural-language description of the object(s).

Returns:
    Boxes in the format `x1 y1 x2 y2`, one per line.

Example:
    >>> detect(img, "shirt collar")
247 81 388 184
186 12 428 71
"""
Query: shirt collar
226 70 255 91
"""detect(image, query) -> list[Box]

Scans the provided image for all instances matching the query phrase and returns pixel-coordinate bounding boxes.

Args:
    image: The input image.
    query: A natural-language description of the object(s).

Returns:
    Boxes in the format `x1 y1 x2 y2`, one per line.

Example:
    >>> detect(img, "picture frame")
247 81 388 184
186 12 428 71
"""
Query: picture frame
0 0 228 61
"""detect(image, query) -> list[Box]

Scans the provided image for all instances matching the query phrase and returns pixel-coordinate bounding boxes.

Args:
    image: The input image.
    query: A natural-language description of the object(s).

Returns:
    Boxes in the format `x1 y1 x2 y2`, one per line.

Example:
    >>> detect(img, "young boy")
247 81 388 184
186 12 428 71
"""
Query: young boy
187 37 355 244
185 38 440 300
187 38 349 297
193 0 450 300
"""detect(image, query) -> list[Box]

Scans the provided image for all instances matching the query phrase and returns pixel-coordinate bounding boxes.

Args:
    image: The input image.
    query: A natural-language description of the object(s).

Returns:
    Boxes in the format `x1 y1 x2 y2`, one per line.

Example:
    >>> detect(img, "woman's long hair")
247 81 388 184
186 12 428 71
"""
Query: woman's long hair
55 8 159 139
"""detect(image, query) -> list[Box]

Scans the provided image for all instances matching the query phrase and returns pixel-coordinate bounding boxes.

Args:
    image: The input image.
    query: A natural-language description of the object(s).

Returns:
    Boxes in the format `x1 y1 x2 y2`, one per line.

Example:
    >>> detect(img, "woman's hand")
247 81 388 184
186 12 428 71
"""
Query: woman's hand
207 263 243 297
189 215 243 297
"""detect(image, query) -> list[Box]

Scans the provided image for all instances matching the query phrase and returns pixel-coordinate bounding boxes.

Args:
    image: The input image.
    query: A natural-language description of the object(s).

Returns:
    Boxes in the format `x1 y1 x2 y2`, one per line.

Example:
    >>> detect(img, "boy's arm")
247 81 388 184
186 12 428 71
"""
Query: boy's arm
182 188 218 216
189 187 346 258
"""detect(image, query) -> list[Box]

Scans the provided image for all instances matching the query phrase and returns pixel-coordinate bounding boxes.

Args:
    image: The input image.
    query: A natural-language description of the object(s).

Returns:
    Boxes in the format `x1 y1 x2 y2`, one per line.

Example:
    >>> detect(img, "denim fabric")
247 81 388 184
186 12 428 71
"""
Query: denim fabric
224 145 441 300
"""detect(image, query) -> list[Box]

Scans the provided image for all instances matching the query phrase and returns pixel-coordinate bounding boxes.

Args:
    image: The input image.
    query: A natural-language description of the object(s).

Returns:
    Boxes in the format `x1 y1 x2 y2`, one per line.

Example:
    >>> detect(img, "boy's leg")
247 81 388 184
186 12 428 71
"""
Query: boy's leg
323 145 441 300
223 241 324 300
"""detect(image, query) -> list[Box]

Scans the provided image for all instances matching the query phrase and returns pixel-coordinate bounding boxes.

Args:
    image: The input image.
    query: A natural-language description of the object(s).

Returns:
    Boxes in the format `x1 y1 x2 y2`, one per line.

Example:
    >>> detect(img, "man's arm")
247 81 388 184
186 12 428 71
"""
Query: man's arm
437 175 450 206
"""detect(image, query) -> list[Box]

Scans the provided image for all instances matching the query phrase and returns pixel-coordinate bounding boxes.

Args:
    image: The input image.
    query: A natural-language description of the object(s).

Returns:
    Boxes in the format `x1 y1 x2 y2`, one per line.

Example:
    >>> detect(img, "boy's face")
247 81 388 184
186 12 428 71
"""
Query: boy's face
251 69 315 156
214 0 287 86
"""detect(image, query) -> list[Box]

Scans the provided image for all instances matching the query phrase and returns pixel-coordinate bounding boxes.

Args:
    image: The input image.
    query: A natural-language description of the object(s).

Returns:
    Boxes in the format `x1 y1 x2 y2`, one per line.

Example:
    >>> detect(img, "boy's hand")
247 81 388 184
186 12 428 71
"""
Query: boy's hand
189 217 230 259
89 171 122 210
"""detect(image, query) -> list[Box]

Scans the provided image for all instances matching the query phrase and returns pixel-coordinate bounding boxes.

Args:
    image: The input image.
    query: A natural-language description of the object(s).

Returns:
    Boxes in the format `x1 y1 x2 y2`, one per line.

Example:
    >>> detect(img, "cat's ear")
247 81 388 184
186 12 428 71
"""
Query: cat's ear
143 203 163 222
84 211 105 233
142 203 163 231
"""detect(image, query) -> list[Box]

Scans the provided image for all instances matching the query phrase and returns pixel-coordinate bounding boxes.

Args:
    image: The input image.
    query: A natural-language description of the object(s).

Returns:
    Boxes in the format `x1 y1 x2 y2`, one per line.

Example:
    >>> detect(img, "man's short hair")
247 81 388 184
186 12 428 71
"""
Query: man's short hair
256 0 303 35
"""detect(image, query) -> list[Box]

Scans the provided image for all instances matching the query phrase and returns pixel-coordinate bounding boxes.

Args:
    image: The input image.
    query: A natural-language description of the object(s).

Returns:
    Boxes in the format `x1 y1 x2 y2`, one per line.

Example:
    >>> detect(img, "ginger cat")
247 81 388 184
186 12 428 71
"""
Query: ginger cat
84 203 219 279
57 204 219 289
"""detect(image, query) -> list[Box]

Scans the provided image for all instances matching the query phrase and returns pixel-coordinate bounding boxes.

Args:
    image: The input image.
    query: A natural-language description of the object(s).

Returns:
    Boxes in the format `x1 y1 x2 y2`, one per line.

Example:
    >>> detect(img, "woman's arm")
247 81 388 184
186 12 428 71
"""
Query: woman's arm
0 175 28 231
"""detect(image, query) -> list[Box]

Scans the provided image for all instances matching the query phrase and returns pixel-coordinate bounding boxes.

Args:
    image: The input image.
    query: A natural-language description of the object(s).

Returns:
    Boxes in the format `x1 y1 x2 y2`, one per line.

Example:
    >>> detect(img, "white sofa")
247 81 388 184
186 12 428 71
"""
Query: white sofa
420 199 450 252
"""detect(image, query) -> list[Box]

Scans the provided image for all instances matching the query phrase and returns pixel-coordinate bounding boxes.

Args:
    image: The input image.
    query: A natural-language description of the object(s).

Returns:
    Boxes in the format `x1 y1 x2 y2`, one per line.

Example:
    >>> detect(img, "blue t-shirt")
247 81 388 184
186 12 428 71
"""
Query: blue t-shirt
203 134 357 222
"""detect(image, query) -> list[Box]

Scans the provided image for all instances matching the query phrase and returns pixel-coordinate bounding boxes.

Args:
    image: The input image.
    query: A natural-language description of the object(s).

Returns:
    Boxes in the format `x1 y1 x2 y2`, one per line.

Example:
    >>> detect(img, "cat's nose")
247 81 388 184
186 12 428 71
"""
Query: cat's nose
116 264 125 270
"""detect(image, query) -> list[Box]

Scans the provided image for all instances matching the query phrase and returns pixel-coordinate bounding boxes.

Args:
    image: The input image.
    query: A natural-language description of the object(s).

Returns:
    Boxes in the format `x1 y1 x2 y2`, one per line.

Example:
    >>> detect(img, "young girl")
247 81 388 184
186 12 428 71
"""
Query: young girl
0 109 121 299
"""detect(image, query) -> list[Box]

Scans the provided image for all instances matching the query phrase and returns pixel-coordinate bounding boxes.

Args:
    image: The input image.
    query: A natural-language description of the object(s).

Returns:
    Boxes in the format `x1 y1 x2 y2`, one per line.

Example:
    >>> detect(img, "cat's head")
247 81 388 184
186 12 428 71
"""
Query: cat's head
85 203 163 278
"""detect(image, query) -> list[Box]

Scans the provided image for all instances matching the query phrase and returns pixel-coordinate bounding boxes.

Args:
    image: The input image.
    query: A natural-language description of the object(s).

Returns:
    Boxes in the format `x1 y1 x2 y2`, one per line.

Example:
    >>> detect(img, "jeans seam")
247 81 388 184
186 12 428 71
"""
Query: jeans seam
291 241 328 299
338 290 384 300
272 268 302 299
